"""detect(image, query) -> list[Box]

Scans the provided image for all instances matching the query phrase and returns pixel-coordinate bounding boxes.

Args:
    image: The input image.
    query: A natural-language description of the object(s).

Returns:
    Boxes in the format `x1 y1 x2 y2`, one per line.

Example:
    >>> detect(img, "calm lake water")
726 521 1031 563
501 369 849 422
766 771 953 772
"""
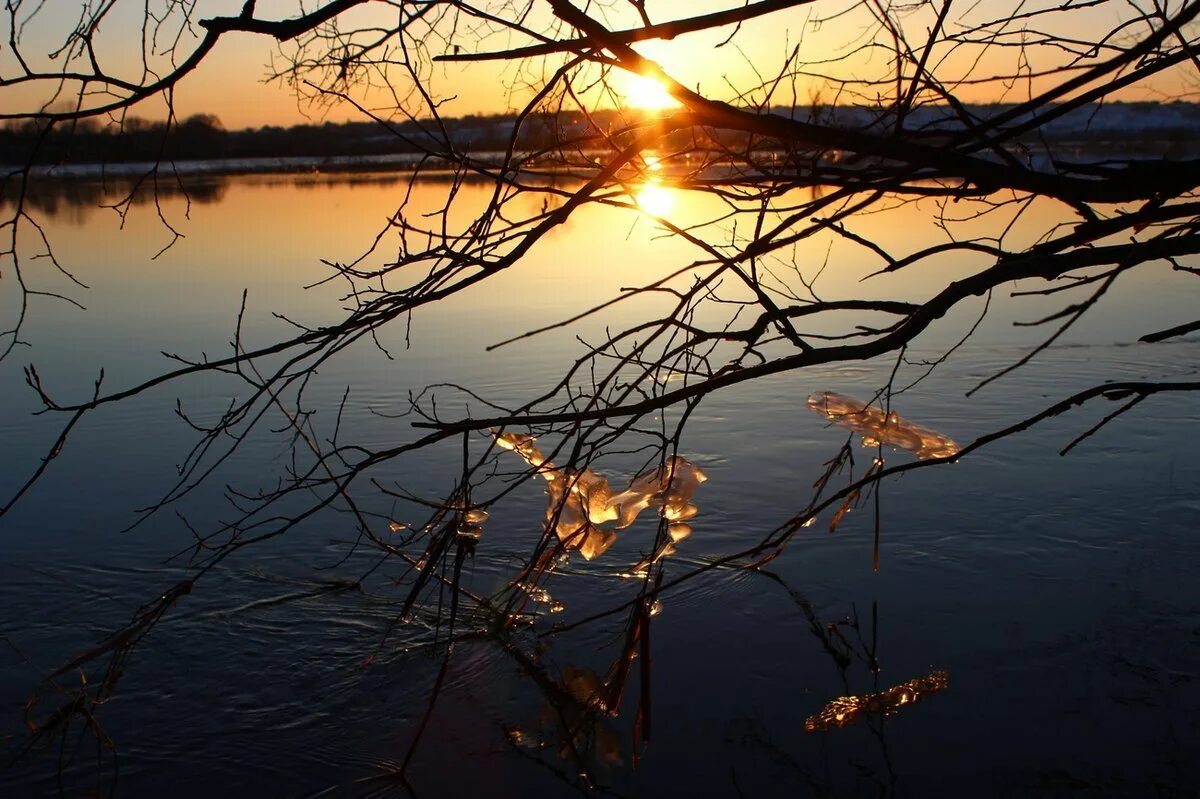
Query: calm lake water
2 172 1199 797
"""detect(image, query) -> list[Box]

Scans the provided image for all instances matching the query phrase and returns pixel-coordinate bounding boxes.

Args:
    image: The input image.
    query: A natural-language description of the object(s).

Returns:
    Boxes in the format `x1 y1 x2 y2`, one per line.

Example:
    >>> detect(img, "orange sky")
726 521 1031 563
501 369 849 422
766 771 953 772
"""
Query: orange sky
3 1 1193 129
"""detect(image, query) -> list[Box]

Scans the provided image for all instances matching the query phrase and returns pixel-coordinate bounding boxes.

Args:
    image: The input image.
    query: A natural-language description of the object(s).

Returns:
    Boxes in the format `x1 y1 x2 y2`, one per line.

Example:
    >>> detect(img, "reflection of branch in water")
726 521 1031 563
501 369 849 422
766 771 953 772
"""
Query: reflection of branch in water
807 392 959 460
498 637 625 792
804 671 949 733
545 665 623 766
757 569 853 677
729 575 901 794
0 177 229 220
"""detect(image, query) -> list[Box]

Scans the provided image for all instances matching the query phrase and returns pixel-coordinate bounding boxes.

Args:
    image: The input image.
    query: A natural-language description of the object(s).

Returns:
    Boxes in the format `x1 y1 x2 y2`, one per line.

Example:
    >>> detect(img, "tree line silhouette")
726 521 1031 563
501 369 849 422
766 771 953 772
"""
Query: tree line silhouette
4 102 1198 168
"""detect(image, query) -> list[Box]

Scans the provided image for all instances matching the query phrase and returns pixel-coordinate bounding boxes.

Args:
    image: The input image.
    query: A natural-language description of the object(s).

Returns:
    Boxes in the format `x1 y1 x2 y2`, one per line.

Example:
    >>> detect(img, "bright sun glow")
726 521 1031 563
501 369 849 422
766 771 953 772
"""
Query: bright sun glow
619 73 679 111
635 181 675 215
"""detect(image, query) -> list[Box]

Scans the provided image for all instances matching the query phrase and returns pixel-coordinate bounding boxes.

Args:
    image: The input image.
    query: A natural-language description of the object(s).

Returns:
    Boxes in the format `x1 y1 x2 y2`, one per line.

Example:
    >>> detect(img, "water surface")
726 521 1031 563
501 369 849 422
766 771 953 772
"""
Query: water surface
2 173 1199 797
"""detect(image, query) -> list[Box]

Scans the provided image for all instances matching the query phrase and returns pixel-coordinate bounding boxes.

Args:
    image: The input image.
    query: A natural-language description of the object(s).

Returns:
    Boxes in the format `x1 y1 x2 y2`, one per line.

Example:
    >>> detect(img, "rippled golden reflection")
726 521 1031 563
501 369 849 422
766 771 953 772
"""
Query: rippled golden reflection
805 671 950 732
806 391 960 459
494 431 705 565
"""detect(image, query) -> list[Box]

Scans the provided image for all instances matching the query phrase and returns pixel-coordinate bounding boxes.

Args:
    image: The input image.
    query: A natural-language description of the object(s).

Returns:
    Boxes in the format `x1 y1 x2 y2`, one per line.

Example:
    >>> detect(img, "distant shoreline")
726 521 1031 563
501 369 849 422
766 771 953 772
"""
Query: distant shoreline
19 153 464 180
9 137 1197 183
4 101 1198 181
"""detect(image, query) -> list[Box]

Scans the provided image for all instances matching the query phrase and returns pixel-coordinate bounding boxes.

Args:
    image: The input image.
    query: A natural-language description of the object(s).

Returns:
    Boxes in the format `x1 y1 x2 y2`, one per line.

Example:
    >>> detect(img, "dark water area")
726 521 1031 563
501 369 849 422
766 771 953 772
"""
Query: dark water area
1 173 1199 797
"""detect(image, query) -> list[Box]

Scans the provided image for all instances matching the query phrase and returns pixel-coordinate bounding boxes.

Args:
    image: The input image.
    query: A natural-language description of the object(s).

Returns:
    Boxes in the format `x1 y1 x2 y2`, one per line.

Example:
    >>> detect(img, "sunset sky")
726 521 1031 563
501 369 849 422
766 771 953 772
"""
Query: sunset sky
2 0 1191 129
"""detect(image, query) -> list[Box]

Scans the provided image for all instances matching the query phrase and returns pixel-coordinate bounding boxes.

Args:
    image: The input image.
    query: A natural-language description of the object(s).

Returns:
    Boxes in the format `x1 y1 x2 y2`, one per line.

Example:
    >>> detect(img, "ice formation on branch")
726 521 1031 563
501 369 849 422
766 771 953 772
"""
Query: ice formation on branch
806 392 960 460
493 431 707 564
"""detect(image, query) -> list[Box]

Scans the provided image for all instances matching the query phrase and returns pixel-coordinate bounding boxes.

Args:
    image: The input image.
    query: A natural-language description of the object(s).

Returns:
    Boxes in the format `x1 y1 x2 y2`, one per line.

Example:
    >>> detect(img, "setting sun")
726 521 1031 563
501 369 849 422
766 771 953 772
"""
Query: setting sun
618 72 680 111
635 181 675 215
